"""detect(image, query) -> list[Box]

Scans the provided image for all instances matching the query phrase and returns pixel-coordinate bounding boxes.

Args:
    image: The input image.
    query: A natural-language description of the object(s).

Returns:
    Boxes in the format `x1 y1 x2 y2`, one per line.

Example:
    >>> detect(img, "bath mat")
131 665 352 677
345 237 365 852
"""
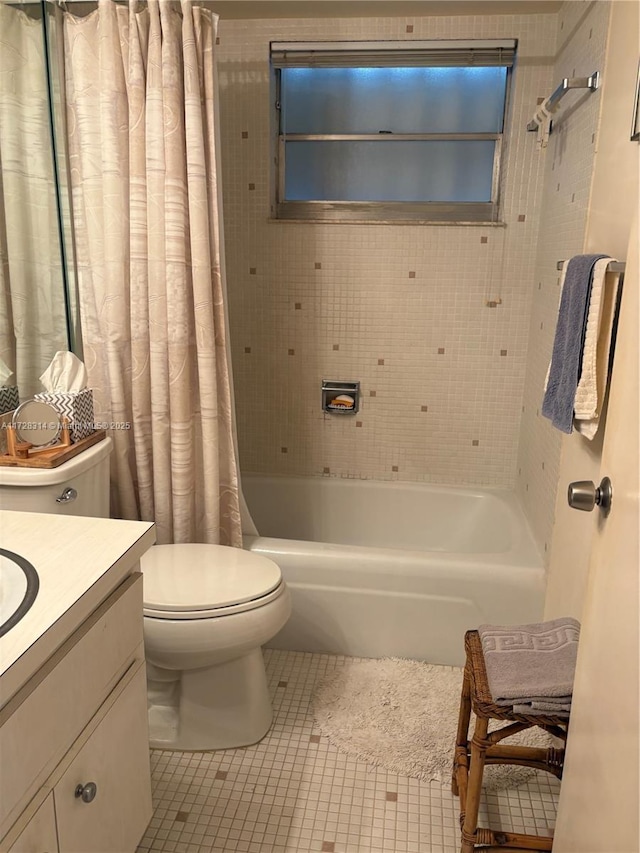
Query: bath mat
312 657 555 791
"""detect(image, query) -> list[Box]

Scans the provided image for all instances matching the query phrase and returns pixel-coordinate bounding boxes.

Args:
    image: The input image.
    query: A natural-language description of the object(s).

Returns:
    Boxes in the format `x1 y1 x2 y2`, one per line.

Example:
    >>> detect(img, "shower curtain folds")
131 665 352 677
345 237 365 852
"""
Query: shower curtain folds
63 0 242 545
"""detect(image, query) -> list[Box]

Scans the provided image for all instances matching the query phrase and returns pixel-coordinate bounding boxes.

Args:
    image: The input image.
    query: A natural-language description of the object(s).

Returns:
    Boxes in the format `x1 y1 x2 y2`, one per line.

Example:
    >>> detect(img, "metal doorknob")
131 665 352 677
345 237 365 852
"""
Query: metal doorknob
74 782 97 803
567 476 612 515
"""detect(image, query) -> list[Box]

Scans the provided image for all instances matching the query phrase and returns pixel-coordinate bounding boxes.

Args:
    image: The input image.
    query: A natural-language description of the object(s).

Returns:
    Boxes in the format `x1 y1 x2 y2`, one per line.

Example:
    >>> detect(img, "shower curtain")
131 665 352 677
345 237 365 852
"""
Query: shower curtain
0 3 69 397
63 0 242 545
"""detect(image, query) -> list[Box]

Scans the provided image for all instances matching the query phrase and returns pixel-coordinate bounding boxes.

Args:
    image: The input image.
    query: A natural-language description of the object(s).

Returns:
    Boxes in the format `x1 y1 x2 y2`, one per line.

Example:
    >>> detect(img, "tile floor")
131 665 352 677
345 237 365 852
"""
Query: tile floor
137 650 560 853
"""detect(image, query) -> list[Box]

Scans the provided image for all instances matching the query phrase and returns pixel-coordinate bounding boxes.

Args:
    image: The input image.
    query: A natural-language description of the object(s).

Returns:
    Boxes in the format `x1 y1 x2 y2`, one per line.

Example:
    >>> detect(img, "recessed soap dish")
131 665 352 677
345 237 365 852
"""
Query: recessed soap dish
322 380 360 415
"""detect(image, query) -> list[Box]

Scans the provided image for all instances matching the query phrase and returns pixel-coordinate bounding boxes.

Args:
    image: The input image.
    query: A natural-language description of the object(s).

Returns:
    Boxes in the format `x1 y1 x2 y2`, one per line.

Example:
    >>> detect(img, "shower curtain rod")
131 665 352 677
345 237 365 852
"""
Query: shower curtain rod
48 0 211 6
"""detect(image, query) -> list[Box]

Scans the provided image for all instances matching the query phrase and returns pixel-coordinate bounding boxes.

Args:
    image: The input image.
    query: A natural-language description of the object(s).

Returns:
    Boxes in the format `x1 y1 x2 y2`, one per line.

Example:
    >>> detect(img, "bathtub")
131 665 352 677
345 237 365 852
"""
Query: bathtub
242 475 545 666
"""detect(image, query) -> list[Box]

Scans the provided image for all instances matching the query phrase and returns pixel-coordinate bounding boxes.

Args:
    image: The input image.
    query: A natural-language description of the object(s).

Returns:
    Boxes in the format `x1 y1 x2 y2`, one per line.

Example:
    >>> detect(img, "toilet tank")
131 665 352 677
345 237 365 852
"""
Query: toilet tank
0 438 112 517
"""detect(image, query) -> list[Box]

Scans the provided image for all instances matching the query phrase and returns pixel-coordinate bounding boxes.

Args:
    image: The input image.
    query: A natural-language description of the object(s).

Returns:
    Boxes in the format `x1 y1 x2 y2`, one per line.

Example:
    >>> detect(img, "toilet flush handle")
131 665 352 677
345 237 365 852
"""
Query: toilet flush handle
55 487 78 504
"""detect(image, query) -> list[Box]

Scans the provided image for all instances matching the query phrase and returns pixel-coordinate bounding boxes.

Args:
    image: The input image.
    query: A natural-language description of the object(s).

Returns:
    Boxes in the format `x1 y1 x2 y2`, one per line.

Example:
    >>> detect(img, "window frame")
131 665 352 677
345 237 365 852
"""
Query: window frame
270 42 515 224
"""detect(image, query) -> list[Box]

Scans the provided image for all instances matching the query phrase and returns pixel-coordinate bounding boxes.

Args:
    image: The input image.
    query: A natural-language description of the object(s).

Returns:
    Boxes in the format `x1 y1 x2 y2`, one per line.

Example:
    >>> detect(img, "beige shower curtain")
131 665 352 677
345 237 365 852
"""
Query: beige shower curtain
63 0 242 545
0 4 69 397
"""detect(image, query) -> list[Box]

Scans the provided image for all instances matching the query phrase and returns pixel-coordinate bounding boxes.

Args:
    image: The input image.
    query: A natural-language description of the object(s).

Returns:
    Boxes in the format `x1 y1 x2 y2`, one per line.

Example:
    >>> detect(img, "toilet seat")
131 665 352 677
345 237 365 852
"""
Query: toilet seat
141 543 284 620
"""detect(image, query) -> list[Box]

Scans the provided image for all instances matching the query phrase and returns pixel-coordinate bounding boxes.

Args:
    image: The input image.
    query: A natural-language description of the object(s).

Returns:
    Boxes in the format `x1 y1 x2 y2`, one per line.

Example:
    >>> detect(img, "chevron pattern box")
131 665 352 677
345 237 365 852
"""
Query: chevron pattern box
34 389 94 442
0 385 19 415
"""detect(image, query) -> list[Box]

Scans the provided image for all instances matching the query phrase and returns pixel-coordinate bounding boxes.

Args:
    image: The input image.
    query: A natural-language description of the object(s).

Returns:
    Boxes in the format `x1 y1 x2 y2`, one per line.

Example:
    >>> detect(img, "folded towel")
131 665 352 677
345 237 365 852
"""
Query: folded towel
478 618 580 712
513 703 571 718
542 254 608 433
513 697 572 713
574 258 621 439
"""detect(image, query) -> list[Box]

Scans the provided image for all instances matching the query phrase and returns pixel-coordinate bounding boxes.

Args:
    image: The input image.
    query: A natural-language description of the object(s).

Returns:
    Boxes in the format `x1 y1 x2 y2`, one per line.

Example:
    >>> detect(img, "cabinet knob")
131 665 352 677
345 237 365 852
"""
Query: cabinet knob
75 782 97 803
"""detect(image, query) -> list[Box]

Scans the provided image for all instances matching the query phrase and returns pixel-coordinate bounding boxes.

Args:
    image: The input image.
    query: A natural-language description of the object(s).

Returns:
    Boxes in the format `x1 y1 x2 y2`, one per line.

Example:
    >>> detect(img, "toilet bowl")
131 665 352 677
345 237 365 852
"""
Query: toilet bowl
141 543 291 751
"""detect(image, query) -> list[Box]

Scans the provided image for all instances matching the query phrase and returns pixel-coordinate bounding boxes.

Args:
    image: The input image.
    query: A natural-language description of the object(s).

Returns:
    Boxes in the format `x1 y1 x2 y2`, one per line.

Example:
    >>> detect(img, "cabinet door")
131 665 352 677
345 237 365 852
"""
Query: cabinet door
0 574 144 837
7 794 58 853
53 666 151 853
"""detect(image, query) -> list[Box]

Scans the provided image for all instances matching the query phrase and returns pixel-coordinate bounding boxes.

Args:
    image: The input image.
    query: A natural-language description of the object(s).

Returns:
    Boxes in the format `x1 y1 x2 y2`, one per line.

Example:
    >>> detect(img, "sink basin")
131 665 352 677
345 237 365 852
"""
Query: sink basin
0 549 39 636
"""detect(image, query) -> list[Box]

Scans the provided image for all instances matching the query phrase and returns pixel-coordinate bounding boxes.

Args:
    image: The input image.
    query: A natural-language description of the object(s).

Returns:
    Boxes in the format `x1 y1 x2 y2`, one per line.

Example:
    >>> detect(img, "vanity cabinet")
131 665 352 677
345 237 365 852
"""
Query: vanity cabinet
6 796 58 853
0 513 156 853
4 662 149 853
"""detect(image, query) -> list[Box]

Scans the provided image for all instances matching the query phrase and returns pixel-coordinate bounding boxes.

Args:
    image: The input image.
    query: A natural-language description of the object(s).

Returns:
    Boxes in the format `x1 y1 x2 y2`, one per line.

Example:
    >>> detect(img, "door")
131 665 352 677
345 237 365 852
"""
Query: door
552 216 639 851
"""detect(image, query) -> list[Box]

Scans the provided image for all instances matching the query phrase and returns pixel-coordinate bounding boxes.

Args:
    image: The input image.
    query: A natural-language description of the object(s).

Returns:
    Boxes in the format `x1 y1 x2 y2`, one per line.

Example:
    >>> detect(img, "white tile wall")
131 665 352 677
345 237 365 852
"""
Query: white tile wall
137 649 560 853
515 1 611 561
217 14 558 487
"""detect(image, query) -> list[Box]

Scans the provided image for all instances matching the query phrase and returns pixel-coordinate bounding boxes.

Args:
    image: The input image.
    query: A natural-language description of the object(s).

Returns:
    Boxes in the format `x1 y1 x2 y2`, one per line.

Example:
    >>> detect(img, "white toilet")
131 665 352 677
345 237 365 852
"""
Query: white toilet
0 437 291 751
142 543 291 750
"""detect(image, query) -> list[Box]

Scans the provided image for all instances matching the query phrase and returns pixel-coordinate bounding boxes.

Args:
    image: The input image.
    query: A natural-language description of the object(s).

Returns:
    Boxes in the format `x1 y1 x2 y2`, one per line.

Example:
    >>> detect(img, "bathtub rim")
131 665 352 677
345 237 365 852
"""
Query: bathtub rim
243 534 543 573
241 473 543 568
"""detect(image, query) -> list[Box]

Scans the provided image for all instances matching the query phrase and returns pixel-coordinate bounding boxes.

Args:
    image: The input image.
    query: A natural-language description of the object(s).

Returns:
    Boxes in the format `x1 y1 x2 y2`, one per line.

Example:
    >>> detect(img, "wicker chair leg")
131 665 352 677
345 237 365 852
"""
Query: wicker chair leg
452 662 472 795
460 715 489 853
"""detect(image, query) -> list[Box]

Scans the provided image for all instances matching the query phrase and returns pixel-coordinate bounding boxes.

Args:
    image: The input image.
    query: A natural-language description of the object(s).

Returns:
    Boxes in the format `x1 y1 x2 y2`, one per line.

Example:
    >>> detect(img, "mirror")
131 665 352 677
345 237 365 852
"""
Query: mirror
0 0 75 401
12 398 62 447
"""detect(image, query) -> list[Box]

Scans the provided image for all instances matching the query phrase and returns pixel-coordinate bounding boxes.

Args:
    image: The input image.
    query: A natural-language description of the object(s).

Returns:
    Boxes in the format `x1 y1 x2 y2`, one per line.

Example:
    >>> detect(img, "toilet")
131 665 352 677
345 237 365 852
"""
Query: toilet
142 543 291 750
0 437 291 751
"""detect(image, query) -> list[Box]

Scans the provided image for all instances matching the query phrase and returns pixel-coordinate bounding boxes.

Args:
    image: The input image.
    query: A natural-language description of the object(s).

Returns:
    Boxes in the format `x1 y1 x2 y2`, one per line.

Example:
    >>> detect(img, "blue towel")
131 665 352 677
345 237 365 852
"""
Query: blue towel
542 254 608 433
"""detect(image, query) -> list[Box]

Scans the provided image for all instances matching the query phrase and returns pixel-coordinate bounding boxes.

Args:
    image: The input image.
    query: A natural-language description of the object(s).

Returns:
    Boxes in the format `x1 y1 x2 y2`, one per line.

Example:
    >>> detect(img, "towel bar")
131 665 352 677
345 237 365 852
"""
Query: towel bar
556 260 626 273
527 72 600 132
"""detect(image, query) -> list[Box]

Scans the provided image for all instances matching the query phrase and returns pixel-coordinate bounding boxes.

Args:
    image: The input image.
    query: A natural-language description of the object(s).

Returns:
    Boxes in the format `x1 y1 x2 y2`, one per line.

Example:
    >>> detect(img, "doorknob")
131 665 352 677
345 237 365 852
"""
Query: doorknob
567 476 612 515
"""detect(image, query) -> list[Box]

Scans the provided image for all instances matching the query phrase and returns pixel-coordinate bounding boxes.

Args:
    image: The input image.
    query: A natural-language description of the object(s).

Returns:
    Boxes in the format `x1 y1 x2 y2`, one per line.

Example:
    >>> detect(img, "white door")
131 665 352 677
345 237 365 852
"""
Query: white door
552 216 639 852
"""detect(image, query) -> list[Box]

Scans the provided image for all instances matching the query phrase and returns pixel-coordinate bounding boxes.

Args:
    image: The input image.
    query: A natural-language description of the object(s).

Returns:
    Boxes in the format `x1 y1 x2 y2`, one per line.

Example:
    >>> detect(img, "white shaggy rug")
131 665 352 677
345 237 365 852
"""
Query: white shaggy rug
313 658 553 791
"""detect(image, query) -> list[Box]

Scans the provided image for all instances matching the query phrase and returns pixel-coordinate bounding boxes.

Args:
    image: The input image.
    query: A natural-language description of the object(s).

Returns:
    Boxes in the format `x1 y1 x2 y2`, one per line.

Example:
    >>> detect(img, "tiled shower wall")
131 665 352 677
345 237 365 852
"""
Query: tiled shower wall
218 14 558 486
515 0 611 559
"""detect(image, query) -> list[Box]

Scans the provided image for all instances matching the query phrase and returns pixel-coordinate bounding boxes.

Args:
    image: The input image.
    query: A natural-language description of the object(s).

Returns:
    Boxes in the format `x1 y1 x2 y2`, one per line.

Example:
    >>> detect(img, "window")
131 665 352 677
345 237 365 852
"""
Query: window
270 40 516 223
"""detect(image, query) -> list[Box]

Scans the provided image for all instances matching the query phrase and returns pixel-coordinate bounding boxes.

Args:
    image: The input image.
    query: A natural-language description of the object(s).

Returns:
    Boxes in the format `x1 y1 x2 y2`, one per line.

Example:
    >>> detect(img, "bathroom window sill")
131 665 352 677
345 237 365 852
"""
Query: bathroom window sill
267 218 507 227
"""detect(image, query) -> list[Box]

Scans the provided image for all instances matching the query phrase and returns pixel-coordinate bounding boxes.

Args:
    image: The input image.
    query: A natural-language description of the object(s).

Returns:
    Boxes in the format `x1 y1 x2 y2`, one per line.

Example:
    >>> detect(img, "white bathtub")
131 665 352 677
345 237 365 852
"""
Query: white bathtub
243 475 545 666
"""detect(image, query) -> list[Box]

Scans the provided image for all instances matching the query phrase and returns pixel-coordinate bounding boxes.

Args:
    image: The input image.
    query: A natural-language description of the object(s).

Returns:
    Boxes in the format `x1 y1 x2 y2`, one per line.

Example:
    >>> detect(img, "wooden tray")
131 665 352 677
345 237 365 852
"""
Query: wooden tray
0 429 107 468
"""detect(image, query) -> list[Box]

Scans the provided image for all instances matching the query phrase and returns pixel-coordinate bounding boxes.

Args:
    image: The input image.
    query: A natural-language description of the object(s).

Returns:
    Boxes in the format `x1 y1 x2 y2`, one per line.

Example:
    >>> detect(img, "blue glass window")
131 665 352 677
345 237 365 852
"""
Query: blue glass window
281 67 508 135
273 53 512 220
285 140 496 203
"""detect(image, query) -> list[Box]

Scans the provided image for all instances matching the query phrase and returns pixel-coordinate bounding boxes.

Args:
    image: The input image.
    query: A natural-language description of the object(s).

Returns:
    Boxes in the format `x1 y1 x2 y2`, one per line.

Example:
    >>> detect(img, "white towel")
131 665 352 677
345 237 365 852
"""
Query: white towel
574 258 620 439
535 103 554 150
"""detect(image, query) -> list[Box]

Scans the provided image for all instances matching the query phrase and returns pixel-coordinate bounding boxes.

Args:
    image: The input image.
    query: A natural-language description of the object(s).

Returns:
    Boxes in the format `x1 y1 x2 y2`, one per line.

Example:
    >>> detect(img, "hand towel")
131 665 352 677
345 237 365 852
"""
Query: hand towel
542 254 608 433
478 618 580 713
542 262 568 394
574 258 621 439
513 698 572 716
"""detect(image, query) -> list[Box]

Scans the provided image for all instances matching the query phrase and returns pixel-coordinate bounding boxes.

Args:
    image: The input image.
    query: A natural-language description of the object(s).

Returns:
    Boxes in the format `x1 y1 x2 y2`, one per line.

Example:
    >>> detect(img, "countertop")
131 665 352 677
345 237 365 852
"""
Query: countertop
0 511 155 705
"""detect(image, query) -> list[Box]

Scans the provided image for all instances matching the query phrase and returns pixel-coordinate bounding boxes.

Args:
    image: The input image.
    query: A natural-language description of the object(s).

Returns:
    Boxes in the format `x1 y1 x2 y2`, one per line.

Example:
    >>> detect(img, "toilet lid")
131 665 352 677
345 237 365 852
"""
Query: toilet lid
140 544 282 612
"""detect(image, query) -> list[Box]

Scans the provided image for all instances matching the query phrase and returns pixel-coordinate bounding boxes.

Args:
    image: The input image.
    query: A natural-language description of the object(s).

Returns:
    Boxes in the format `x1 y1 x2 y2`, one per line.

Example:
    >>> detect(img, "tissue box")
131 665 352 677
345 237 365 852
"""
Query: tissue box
33 389 94 442
0 385 19 415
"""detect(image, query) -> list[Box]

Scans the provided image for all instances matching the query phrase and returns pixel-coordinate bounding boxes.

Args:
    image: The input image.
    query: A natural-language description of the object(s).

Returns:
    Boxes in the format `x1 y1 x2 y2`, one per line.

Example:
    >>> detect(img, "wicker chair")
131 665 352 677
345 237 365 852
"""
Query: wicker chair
452 631 569 853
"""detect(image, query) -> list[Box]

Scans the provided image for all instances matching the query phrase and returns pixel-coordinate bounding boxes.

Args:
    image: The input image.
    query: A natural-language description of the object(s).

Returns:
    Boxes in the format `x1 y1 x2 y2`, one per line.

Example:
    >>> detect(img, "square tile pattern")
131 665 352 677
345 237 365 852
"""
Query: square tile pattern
217 14 559 493
515 0 611 559
138 650 559 853
217 3 614 565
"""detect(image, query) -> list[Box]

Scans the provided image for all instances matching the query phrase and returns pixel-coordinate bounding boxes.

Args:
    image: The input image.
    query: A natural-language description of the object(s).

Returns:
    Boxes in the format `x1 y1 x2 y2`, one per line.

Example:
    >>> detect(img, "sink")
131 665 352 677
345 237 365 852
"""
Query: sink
0 549 39 636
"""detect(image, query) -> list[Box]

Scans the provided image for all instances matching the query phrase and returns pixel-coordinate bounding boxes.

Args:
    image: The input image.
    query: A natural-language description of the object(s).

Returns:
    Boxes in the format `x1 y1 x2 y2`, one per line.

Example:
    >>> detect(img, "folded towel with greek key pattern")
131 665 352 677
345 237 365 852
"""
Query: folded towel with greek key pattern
478 618 580 716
